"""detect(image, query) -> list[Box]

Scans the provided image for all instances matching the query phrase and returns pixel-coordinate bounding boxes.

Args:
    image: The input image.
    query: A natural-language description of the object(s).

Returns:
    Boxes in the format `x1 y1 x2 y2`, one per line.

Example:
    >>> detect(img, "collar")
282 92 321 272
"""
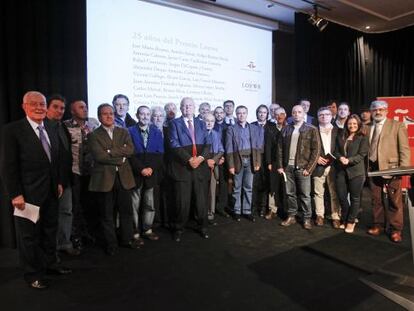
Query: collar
102 125 115 132
374 118 386 126
26 116 44 130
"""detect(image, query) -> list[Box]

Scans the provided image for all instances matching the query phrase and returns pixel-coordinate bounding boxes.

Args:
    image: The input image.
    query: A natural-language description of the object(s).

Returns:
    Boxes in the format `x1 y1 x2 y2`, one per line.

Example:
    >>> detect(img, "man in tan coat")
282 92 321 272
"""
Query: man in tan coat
88 104 138 255
367 100 410 243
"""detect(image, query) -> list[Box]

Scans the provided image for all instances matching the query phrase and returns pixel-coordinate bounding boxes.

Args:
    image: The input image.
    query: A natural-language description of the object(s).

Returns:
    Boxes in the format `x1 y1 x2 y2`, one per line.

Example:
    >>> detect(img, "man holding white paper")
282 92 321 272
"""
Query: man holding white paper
0 91 70 290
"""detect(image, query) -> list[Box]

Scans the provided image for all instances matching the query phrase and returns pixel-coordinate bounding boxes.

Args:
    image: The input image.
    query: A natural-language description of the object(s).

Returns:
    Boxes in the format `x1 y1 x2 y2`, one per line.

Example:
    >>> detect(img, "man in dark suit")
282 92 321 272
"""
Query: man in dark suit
251 105 269 217
88 104 138 255
223 100 237 126
265 106 286 220
0 91 71 290
46 94 80 256
312 107 341 228
168 97 211 241
129 106 164 241
112 94 137 128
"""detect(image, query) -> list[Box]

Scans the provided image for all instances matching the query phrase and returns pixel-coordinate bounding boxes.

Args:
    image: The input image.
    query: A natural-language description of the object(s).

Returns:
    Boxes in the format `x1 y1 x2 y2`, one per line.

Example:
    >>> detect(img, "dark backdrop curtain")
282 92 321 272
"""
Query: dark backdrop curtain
0 0 87 247
295 12 414 115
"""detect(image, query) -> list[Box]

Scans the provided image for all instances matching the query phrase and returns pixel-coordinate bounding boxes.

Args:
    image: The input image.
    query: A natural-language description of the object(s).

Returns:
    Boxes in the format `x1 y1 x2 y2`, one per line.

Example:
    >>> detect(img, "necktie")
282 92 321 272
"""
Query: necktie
141 129 148 148
188 120 197 157
38 125 51 162
369 123 380 162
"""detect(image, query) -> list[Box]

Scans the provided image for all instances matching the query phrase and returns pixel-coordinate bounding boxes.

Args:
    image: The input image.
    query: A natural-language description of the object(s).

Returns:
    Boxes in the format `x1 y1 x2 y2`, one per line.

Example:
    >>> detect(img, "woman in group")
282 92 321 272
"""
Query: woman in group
334 114 369 233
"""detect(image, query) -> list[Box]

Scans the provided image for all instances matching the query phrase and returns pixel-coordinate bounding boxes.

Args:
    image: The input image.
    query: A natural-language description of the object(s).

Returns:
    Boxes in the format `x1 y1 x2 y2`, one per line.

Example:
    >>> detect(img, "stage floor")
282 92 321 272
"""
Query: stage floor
0 187 411 311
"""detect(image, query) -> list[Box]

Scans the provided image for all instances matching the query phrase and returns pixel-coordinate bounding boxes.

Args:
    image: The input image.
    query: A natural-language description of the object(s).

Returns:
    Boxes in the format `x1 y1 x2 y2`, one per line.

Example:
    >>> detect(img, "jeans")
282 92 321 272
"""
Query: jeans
131 186 155 233
336 170 365 223
285 165 312 219
233 157 253 215
56 186 74 250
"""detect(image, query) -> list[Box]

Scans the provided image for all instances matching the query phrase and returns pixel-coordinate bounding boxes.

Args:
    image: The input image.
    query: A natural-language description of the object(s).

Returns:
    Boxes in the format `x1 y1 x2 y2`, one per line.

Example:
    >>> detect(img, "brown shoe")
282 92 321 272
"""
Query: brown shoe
367 226 382 236
332 219 341 229
390 231 402 243
315 216 324 227
265 211 277 220
281 216 296 227
303 219 312 230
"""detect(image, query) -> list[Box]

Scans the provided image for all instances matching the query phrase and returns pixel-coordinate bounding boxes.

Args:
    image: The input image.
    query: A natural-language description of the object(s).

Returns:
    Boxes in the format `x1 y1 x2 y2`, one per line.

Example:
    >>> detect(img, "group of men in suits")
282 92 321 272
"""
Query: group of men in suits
0 91 410 290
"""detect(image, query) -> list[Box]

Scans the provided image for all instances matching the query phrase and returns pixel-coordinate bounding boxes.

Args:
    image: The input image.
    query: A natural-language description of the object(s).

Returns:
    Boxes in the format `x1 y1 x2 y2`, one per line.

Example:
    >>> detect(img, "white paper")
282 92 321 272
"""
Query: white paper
282 172 288 183
13 203 40 223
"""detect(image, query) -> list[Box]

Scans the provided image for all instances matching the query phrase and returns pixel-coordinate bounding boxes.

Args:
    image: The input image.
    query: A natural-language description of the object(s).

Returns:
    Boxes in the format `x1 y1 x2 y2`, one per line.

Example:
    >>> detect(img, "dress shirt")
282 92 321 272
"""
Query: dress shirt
102 125 115 140
370 118 386 141
319 124 333 155
26 116 51 145
237 122 251 152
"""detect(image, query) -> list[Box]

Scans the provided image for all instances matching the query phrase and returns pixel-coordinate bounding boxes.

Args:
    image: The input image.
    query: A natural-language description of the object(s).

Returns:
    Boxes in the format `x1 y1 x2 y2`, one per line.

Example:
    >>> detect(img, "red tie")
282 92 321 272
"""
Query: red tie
188 120 197 157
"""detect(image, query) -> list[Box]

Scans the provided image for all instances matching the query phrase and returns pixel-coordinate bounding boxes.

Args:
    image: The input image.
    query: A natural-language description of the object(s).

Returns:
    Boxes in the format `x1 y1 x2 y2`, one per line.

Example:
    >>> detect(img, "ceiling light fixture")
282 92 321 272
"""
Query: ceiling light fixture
308 5 328 31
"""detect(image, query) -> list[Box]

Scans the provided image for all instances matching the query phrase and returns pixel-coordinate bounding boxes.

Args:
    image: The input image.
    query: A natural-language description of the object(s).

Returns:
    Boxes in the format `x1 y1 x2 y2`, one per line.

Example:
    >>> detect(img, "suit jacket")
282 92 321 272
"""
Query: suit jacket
334 134 369 179
45 118 72 187
168 116 211 181
88 126 135 192
0 118 61 206
277 122 320 174
371 119 410 171
115 113 137 128
128 124 164 189
312 126 339 177
225 122 263 174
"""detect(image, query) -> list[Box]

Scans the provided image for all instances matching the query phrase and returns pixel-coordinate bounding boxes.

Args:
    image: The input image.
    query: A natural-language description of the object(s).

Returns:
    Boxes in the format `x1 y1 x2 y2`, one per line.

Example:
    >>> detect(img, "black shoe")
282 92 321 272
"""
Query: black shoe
28 279 49 290
46 266 72 275
120 239 142 249
105 246 117 256
233 214 241 222
173 230 183 242
72 238 83 250
200 230 209 239
246 215 256 222
60 248 81 256
216 210 230 218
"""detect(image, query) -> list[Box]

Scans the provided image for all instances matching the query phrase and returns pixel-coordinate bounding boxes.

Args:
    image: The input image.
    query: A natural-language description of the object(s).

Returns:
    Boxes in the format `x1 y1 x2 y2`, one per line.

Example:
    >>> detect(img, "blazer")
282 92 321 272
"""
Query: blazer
168 116 211 181
0 118 61 206
277 122 320 174
225 122 263 174
370 119 410 171
88 126 136 192
45 118 72 187
312 126 339 177
334 134 369 180
128 124 164 189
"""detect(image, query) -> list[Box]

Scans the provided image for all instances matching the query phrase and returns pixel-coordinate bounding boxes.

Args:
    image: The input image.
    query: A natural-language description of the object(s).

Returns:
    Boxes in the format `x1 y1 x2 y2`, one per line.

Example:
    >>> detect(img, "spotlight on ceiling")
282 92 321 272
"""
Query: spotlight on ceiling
308 5 328 31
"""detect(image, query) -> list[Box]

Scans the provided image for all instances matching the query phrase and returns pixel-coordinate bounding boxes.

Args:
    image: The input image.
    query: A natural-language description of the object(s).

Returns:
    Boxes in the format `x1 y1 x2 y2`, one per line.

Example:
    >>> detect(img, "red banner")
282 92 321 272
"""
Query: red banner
377 96 414 188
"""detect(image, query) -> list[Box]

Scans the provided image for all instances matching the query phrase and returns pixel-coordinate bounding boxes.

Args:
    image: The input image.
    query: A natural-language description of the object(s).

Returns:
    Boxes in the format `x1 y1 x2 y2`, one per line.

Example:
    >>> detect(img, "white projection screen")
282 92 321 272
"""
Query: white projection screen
87 0 273 121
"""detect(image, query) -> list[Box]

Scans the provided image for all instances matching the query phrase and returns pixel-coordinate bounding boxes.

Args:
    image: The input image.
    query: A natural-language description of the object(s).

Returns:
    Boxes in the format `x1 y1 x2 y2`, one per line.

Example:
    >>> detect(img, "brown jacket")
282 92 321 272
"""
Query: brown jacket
88 126 136 192
370 118 410 171
277 122 321 174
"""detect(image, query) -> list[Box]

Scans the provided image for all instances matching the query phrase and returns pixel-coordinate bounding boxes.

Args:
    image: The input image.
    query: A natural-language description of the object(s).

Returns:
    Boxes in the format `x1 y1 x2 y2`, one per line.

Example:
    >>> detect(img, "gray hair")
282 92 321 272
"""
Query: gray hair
370 100 388 110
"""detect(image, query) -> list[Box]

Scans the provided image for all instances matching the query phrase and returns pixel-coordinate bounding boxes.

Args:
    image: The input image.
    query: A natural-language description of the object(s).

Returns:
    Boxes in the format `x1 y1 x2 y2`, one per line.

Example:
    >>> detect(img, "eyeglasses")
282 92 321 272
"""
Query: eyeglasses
25 102 46 108
318 113 331 116
370 108 386 113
